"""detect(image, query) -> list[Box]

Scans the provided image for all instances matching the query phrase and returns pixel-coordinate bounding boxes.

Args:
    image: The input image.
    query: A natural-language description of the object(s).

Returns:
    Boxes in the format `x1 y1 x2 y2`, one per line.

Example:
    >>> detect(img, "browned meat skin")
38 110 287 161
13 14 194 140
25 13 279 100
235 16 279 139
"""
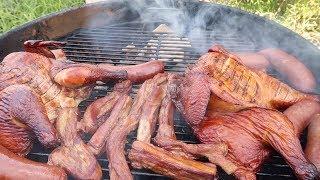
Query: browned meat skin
196 108 317 180
48 108 102 179
0 145 67 180
105 73 167 180
0 85 59 156
195 45 317 109
129 141 217 180
259 48 316 92
169 72 211 127
284 100 320 135
136 78 167 142
88 95 132 156
0 40 163 155
154 84 237 174
81 80 132 134
206 94 244 115
97 60 165 83
305 114 320 171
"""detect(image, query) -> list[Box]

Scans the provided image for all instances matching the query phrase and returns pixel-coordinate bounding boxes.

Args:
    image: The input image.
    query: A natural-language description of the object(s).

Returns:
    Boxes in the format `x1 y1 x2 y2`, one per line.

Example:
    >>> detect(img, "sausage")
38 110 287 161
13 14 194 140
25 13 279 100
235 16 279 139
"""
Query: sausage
233 52 270 71
0 145 66 180
305 114 320 171
98 60 165 83
284 100 320 135
259 48 316 92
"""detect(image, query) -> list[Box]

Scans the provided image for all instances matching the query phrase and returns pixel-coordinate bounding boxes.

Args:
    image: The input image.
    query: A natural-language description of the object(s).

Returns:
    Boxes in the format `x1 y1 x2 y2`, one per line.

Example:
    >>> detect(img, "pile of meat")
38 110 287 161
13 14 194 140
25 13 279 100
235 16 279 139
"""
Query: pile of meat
0 40 320 180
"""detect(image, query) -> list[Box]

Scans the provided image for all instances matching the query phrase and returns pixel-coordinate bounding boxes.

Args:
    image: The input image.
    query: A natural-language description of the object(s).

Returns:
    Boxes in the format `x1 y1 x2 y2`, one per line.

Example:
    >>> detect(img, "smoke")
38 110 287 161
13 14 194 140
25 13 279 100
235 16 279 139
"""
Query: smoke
84 0 320 92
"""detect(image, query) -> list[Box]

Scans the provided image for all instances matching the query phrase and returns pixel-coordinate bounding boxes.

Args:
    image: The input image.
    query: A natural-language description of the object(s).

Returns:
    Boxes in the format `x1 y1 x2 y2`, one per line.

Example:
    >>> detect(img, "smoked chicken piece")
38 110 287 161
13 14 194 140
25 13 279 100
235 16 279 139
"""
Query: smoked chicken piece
195 45 316 109
0 40 163 155
0 145 66 179
129 141 217 180
105 73 167 180
87 87 132 156
284 99 320 135
0 85 60 156
206 94 244 115
81 80 132 134
48 108 102 179
169 72 211 127
154 83 237 175
305 114 320 171
129 75 220 180
196 108 317 180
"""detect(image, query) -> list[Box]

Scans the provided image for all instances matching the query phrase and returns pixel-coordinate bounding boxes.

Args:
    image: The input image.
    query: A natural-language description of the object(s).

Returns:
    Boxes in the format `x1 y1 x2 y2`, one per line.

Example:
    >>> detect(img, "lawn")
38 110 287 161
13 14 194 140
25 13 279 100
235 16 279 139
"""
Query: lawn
0 0 319 47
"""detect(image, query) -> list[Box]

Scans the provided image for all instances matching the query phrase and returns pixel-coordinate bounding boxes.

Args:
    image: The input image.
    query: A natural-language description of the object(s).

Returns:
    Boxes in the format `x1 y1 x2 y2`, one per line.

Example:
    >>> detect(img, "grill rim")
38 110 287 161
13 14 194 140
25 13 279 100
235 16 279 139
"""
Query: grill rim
0 0 319 60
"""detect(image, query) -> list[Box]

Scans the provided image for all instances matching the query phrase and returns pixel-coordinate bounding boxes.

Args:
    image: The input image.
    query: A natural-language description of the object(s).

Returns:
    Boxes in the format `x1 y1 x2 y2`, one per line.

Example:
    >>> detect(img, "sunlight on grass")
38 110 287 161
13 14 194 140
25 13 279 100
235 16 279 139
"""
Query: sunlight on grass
0 0 84 33
213 0 320 46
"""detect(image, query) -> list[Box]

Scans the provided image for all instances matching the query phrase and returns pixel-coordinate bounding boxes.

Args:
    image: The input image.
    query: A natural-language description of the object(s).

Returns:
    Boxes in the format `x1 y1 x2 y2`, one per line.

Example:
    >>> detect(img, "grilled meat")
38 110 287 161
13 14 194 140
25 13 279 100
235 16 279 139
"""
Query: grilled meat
88 92 132 156
305 114 320 171
81 80 132 134
0 40 164 155
197 45 317 109
129 141 217 180
105 73 167 180
196 108 318 180
0 145 66 179
48 108 102 180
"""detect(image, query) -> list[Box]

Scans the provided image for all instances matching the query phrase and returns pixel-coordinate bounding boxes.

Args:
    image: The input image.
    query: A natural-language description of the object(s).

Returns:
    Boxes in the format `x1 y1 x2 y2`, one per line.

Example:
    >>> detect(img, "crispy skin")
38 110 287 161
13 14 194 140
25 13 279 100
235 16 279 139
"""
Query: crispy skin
129 141 217 180
0 145 66 180
49 108 102 179
206 94 244 115
154 86 237 174
196 108 317 180
305 114 320 171
82 80 132 134
105 73 167 180
0 85 59 156
194 45 317 109
169 72 211 126
284 100 320 135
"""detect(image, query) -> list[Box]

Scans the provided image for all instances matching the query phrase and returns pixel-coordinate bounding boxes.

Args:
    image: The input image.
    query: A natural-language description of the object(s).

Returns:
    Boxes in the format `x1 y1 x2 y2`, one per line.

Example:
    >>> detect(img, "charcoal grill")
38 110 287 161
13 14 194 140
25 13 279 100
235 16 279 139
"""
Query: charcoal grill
1 0 320 179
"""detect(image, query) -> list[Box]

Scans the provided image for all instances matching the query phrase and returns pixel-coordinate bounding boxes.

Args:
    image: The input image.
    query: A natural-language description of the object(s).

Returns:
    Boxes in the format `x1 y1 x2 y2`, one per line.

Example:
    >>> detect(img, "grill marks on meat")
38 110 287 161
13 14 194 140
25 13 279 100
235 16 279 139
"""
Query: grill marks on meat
106 73 167 180
195 45 316 109
0 145 67 180
196 108 318 180
49 108 102 179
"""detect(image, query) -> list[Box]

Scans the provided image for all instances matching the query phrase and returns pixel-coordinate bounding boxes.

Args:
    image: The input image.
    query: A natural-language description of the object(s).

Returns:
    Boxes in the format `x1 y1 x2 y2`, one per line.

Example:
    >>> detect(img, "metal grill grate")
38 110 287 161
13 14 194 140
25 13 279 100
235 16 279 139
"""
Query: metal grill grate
27 22 297 180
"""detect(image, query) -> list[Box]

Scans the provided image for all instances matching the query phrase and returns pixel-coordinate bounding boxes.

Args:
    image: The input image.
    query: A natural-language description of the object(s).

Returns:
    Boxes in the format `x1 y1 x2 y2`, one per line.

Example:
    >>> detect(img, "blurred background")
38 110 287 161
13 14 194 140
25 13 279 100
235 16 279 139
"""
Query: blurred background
0 0 319 47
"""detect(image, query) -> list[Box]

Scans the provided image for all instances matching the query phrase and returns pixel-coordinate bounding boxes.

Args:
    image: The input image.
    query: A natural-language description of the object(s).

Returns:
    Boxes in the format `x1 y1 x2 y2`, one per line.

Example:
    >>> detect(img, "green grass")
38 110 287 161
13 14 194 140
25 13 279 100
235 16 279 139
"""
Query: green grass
0 0 84 33
214 0 320 46
0 0 319 46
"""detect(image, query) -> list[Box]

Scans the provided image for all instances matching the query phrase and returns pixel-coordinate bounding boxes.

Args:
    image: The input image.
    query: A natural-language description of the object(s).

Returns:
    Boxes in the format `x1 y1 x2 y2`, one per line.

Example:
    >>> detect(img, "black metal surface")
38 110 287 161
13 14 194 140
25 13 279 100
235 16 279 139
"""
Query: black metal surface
23 21 304 180
2 0 320 180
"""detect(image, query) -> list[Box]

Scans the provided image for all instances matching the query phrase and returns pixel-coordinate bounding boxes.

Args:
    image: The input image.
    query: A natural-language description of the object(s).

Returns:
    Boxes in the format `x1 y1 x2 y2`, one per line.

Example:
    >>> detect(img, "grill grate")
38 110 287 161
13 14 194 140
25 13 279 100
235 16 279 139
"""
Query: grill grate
27 22 297 179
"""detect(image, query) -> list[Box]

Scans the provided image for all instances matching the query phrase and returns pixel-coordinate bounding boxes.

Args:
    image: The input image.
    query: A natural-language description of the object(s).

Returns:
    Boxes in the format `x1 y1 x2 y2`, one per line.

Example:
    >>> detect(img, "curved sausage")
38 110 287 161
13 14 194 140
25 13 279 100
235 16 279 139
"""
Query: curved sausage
98 60 165 83
284 100 320 135
0 145 66 180
305 114 320 171
259 48 316 92
233 52 270 71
